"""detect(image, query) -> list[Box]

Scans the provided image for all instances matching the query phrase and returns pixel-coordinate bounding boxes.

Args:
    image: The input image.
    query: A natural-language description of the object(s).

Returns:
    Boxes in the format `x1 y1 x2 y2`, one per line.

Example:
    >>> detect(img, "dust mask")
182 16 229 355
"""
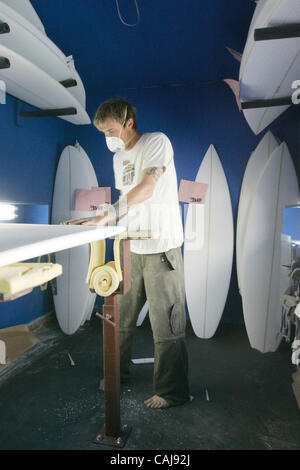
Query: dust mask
105 136 125 153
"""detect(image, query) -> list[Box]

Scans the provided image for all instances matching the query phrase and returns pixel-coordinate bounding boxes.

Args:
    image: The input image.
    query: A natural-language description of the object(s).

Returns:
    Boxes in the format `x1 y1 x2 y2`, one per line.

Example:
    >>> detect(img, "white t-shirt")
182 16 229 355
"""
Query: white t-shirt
113 132 183 254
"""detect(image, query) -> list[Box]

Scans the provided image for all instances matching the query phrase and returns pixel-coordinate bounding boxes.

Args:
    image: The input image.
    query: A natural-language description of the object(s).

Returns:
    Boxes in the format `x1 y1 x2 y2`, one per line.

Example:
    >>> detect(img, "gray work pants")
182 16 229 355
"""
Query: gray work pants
117 246 190 406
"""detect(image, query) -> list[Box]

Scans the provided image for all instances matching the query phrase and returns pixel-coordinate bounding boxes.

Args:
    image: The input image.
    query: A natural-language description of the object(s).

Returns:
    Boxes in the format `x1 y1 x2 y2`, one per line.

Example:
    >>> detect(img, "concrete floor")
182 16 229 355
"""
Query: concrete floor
0 313 299 451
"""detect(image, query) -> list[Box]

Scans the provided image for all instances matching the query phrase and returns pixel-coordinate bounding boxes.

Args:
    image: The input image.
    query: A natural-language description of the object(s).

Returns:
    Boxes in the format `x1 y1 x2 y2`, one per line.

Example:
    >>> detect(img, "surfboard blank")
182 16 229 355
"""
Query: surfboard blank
0 1 86 108
0 44 90 125
0 223 124 267
236 131 279 294
241 142 299 352
1 0 45 33
51 144 98 335
184 145 234 339
239 0 300 134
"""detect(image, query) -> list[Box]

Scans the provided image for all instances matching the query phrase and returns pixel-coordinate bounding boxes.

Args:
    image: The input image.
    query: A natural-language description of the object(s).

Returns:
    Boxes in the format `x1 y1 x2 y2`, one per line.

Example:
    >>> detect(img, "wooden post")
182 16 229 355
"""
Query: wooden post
93 239 132 447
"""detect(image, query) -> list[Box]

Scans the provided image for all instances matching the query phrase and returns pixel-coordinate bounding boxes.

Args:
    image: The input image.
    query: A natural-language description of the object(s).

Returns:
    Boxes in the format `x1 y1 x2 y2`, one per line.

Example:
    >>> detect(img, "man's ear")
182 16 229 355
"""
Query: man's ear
126 117 134 130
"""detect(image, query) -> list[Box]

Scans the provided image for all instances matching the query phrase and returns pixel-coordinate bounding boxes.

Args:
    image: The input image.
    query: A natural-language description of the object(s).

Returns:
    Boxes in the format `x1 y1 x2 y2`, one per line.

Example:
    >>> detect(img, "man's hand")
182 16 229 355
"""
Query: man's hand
60 215 108 226
60 166 164 227
81 215 107 226
61 217 89 225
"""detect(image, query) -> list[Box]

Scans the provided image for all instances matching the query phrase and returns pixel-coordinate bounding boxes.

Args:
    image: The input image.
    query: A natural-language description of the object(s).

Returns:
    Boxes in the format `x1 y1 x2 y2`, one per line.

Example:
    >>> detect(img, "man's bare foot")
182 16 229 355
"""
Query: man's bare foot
99 378 104 391
144 395 169 409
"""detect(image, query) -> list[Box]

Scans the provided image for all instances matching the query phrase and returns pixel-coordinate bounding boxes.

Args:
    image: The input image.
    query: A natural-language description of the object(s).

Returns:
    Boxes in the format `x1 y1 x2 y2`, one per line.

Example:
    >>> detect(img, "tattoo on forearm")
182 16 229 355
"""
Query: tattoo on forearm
145 167 164 181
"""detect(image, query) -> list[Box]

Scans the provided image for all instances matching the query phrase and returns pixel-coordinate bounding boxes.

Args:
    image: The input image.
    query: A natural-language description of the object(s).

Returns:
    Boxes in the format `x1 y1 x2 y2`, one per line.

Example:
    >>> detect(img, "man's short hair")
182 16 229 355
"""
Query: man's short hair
93 98 138 130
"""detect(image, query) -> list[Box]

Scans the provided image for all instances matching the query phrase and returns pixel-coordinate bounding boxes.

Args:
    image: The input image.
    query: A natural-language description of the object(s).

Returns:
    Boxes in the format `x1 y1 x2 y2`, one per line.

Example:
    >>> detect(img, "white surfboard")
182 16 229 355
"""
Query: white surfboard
241 142 299 353
1 0 45 33
236 131 279 293
184 145 234 338
0 44 90 125
0 1 86 108
0 223 124 268
136 301 148 326
51 143 98 335
239 0 300 134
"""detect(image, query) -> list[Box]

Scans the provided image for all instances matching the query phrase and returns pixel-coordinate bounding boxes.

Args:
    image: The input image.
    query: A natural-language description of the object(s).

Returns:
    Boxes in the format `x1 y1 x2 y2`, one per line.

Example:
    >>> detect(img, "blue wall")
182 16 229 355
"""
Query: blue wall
0 77 299 329
0 94 66 328
283 207 300 241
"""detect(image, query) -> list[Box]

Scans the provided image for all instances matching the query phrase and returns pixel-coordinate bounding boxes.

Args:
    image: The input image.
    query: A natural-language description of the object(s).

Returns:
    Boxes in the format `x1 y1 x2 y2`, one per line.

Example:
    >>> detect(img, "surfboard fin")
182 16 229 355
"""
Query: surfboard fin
223 79 242 111
226 47 242 63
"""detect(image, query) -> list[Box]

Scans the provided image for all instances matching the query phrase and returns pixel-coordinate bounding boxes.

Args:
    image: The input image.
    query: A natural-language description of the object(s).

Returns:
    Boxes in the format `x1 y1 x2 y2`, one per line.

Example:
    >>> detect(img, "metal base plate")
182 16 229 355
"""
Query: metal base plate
93 423 132 448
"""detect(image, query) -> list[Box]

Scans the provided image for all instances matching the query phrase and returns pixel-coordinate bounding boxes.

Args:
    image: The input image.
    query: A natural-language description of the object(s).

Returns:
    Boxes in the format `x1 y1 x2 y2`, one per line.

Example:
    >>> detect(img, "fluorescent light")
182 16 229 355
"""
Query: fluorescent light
0 203 17 221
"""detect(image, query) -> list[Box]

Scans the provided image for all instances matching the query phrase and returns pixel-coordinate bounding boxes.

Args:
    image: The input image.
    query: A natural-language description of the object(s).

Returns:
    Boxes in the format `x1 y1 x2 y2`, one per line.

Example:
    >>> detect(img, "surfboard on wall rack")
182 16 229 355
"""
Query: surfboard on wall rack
1 0 45 33
51 143 98 335
184 145 234 339
0 43 90 125
0 0 86 108
241 142 299 353
236 131 279 294
239 0 300 134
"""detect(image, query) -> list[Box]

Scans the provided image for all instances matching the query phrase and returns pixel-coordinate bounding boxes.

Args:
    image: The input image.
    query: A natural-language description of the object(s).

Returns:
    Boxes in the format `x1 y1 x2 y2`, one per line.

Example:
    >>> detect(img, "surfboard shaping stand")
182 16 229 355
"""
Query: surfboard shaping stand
93 238 132 448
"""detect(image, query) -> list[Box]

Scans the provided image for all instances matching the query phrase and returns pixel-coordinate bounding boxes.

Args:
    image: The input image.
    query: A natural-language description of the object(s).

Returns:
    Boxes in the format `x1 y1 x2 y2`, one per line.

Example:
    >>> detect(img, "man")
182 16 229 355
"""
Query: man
64 98 189 409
